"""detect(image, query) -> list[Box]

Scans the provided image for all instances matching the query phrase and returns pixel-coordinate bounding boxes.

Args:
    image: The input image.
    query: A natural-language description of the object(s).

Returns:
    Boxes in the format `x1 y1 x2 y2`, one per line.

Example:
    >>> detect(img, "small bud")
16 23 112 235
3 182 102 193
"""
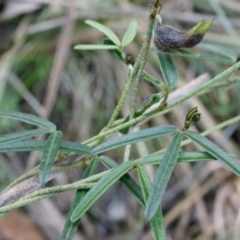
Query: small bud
125 53 135 66
183 107 201 130
154 19 214 52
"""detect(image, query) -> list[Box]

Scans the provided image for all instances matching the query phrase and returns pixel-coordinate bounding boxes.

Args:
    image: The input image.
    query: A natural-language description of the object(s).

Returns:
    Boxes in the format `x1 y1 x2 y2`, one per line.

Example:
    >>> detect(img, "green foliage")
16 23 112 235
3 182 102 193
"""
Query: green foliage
0 140 92 154
74 44 120 50
59 141 92 154
0 111 56 130
157 52 178 89
74 19 138 55
121 20 138 47
61 158 99 240
142 70 164 87
184 130 240 176
70 161 134 222
145 131 183 220
137 165 166 240
39 131 63 186
0 140 44 152
92 125 177 154
85 20 121 46
100 156 145 206
0 129 52 145
168 48 201 58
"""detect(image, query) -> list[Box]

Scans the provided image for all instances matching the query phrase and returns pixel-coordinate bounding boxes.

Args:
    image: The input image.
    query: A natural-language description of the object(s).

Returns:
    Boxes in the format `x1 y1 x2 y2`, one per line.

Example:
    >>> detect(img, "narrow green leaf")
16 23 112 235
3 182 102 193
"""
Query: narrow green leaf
122 20 138 47
184 130 240 177
100 156 145 206
0 140 44 152
61 158 99 240
60 141 92 155
0 128 52 145
137 165 149 200
145 131 183 220
140 151 224 165
103 38 124 61
92 125 177 155
137 165 166 240
85 20 121 46
74 44 120 50
169 49 200 58
157 52 178 89
71 161 134 222
151 48 200 58
0 111 56 130
141 93 162 113
0 139 93 155
142 71 164 87
177 151 226 162
39 131 63 186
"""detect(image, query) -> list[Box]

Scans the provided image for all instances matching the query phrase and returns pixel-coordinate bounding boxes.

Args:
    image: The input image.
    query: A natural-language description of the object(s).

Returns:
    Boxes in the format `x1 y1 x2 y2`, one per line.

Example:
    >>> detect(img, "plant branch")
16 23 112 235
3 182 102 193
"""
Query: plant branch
1 109 240 211
4 155 88 192
0 183 95 215
124 6 158 162
0 169 110 207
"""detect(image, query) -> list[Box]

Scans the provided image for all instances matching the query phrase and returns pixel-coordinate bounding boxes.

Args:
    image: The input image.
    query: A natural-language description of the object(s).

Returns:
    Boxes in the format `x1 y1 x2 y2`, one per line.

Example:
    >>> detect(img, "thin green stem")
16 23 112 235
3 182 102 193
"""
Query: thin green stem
124 16 156 161
96 1 160 149
84 61 240 145
168 61 240 108
0 171 111 214
104 64 139 131
21 182 95 201
4 166 40 192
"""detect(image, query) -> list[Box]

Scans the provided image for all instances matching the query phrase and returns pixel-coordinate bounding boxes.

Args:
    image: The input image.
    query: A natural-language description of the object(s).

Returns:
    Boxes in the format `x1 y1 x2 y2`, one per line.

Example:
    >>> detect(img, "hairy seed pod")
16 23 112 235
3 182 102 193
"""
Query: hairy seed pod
154 19 214 52
154 25 187 52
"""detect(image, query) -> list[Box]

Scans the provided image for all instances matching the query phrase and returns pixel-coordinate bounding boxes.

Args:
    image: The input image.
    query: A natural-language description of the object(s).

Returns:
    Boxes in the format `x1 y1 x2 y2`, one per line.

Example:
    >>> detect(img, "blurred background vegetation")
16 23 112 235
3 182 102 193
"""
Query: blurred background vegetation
0 0 240 239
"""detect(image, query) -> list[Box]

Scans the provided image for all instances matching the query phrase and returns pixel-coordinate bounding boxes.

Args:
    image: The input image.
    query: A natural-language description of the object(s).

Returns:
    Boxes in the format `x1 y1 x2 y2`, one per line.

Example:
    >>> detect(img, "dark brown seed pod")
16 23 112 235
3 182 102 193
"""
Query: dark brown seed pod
154 25 187 52
154 19 214 52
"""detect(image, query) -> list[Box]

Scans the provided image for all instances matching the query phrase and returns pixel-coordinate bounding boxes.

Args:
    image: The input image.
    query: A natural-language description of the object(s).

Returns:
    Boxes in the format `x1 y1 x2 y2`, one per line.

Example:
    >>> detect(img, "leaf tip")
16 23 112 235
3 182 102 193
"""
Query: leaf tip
70 213 78 223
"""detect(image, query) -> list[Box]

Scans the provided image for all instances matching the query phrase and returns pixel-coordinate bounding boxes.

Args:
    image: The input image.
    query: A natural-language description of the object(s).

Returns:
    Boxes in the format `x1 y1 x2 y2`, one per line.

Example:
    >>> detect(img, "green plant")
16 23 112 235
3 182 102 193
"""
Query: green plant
0 0 240 239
